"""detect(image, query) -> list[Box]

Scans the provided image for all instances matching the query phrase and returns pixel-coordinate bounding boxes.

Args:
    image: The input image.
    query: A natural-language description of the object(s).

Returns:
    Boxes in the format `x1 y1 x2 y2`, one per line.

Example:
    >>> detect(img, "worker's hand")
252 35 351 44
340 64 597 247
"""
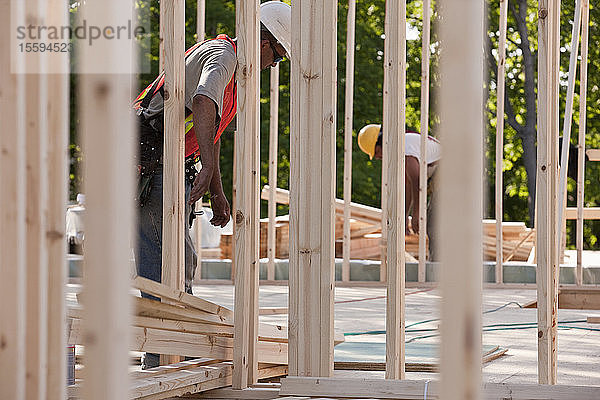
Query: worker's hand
189 167 213 205
411 215 419 234
209 191 230 228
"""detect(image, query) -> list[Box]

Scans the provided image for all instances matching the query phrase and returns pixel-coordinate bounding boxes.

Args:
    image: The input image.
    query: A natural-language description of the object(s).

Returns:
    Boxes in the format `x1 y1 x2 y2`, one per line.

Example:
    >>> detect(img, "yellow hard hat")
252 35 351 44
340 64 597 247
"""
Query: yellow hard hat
357 124 381 160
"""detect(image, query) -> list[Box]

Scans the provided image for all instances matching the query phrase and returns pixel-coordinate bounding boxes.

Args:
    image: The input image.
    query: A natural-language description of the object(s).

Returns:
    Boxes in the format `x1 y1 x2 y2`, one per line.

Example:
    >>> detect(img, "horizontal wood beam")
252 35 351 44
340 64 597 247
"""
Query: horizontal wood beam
565 207 600 220
279 377 600 399
68 321 288 364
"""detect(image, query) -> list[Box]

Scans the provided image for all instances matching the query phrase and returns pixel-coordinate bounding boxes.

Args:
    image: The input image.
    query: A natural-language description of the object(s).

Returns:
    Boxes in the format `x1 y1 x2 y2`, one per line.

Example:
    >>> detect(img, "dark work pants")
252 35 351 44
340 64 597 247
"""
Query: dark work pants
136 170 198 368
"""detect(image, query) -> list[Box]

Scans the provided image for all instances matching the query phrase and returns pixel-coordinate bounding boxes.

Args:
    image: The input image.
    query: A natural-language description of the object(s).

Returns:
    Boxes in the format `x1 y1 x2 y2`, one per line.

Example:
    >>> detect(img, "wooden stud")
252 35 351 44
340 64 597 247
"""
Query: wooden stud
576 0 589 285
233 0 260 388
342 0 357 283
46 1 69 398
161 0 186 294
557 0 582 255
24 0 49 397
438 0 484 398
536 0 560 385
495 0 509 284
197 0 206 42
193 0 206 280
288 0 301 377
160 0 186 366
267 64 280 281
418 0 431 283
78 0 135 397
289 0 337 377
383 0 406 380
0 1 26 398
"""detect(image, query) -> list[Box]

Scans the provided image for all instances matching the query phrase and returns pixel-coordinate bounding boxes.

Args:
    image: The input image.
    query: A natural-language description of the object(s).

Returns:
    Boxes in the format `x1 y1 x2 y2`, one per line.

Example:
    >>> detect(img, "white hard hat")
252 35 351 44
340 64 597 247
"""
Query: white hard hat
260 1 291 59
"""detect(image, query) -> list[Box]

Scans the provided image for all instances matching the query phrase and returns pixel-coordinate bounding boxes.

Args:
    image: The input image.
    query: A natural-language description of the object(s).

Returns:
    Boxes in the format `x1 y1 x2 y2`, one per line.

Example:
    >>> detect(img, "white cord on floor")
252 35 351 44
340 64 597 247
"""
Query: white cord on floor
424 380 431 400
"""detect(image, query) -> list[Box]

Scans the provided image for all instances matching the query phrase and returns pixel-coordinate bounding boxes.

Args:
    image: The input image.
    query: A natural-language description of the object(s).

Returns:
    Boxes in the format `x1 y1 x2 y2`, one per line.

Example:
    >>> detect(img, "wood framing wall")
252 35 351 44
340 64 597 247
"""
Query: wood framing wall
438 1 484 399
382 0 406 380
289 0 337 377
233 0 260 389
78 0 135 398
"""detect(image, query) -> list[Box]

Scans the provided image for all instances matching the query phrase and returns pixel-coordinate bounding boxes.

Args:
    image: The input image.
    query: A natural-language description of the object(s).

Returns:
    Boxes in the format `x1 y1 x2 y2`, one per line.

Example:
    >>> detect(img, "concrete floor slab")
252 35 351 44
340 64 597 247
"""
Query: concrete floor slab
192 284 600 386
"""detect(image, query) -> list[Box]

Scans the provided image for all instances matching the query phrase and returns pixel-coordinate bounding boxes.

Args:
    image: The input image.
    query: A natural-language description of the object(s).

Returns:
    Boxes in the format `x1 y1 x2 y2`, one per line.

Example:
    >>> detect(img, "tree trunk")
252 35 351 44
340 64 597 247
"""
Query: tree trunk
519 130 537 226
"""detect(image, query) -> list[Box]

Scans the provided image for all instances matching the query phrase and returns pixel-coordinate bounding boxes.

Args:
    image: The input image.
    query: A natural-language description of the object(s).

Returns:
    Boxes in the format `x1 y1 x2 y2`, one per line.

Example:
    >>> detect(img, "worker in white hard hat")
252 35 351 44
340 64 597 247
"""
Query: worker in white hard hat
358 124 442 260
133 1 291 369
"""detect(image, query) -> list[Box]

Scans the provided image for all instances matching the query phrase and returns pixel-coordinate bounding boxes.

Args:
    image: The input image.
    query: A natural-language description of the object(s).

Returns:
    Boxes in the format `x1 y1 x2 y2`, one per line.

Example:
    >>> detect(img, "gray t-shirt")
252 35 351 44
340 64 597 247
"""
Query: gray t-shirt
143 37 237 123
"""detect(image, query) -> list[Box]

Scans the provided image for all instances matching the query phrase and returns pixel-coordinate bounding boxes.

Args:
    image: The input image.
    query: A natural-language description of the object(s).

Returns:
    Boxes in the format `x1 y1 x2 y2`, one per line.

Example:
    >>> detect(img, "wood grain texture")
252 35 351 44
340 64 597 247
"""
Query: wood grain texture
383 0 406 380
78 0 135 396
342 0 356 282
0 1 26 398
536 0 560 384
233 0 260 388
438 0 484 398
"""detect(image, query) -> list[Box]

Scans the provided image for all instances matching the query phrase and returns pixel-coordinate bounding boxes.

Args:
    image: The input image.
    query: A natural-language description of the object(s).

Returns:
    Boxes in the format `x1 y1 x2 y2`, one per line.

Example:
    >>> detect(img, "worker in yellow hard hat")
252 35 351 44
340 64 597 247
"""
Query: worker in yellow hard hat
357 124 442 260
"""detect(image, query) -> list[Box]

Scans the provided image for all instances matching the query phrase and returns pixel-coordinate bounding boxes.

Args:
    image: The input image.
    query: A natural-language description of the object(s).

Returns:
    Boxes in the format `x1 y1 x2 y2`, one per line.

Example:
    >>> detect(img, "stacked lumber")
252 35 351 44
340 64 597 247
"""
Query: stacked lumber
482 220 535 262
67 277 292 364
67 358 288 400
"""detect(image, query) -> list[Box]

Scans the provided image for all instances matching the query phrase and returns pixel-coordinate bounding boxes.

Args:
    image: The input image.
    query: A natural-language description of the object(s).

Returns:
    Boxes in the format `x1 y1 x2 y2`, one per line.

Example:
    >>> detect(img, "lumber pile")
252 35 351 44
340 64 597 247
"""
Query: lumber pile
482 220 535 262
67 358 288 400
68 277 294 364
220 216 290 259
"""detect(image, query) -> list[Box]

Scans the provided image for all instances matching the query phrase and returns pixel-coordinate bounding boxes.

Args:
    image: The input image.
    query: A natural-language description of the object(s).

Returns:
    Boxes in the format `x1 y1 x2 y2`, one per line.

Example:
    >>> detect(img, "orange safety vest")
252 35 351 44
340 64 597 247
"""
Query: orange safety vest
133 34 237 160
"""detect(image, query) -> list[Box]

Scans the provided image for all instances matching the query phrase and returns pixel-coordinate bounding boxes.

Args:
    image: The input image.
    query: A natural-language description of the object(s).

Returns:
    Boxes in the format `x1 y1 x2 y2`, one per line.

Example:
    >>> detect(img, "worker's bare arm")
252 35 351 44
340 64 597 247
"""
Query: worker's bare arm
208 139 230 227
406 156 420 233
189 94 218 204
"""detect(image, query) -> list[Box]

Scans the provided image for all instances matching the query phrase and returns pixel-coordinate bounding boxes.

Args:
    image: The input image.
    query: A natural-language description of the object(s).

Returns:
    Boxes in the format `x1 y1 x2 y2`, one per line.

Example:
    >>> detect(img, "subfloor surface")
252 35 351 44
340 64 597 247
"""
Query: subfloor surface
192 284 600 386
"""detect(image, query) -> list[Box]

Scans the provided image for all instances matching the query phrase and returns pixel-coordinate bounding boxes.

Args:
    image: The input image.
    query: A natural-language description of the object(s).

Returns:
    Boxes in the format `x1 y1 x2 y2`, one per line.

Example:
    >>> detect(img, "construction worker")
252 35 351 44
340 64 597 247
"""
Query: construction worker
358 124 441 260
133 1 291 368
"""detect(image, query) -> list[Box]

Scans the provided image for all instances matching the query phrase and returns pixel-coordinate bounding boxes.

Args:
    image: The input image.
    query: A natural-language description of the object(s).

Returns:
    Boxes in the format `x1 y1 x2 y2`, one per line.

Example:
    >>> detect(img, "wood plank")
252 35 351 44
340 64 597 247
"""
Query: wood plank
565 207 600 220
438 0 483 398
132 276 234 321
0 1 26 397
135 296 233 326
233 0 260 388
289 0 336 377
279 377 600 400
586 149 600 161
342 0 357 282
24 0 49 397
46 1 69 397
557 0 583 249
418 0 431 282
536 0 560 384
576 0 590 282
587 316 600 324
78 0 134 395
193 386 280 399
160 0 186 366
196 0 205 42
382 0 406 380
494 0 509 284
267 64 280 280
